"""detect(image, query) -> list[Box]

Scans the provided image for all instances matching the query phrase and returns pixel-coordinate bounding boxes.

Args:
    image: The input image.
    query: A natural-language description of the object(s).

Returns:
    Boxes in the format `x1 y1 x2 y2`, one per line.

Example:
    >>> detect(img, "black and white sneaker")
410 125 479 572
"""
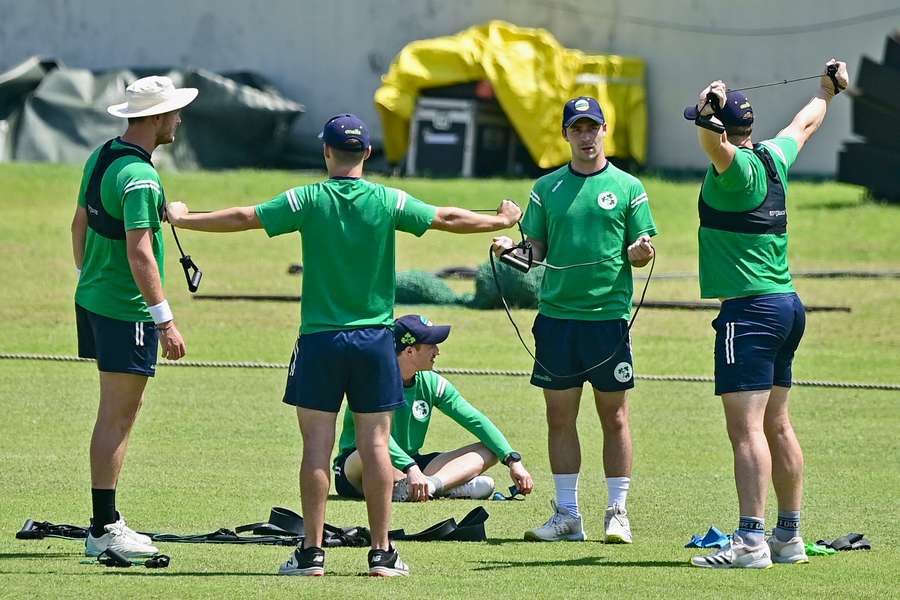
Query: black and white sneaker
278 545 325 576
367 545 410 577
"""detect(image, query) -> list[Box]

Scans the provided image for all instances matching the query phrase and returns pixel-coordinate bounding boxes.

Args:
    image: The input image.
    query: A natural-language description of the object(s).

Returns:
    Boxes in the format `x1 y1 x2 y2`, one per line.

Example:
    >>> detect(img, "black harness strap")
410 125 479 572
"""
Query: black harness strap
85 139 161 240
698 144 787 235
16 506 488 547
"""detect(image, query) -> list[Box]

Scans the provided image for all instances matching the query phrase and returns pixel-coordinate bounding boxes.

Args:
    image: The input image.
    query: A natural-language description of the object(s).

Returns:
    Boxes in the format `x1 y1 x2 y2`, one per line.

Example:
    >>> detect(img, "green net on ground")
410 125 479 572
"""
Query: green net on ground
395 270 461 305
394 262 541 309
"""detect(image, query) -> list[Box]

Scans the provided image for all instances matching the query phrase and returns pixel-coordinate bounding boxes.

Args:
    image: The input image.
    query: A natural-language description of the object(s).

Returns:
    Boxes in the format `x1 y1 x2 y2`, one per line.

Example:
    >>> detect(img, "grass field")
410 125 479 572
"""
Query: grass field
1 163 898 599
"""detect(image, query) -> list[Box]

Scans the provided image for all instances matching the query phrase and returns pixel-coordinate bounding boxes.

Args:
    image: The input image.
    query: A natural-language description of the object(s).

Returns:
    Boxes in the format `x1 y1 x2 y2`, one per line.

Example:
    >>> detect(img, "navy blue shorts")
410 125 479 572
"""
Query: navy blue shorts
333 450 440 499
283 327 404 413
530 314 634 392
713 293 806 396
75 304 158 377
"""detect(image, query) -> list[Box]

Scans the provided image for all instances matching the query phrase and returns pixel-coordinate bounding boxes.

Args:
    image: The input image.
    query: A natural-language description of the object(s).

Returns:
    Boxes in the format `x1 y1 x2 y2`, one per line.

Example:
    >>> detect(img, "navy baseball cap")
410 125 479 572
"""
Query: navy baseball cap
319 113 370 151
562 96 605 128
684 90 754 127
394 314 451 352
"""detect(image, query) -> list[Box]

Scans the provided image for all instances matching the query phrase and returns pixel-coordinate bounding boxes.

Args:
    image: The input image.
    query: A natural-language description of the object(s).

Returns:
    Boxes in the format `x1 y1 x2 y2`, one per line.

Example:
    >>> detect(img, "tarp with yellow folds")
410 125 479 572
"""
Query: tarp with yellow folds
375 20 646 169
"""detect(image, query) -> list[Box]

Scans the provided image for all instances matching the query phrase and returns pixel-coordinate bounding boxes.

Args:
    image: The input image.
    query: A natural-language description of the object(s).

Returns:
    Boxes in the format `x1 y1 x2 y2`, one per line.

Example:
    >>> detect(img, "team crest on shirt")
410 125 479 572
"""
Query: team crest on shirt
597 192 618 210
412 399 430 421
613 362 633 383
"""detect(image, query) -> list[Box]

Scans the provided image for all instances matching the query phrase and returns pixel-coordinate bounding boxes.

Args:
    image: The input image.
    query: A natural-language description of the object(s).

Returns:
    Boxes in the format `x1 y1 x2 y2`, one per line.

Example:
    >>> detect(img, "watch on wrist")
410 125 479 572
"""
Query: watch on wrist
503 451 522 466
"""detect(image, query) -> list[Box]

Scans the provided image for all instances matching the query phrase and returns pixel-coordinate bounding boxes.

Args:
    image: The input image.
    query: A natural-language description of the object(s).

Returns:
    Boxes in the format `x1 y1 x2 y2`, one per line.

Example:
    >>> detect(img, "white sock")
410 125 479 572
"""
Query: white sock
606 476 630 509
553 473 580 517
427 476 443 496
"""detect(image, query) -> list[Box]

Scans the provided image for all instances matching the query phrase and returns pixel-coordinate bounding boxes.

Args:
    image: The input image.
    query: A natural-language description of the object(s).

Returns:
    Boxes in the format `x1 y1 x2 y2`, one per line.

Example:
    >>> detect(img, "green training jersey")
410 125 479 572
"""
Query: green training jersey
75 138 165 322
698 136 798 299
255 178 436 335
335 371 515 472
521 162 657 321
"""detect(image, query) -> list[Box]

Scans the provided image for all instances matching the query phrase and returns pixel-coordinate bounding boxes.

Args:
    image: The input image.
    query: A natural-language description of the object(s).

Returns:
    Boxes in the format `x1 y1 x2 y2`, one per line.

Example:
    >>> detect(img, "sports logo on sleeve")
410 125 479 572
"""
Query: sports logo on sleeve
412 399 430 421
598 191 618 210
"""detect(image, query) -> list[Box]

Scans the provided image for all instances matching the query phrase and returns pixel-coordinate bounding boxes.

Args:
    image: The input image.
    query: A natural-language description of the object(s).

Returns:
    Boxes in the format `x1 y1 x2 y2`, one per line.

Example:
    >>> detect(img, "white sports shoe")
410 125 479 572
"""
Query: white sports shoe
85 520 159 558
115 515 152 545
767 535 809 564
443 476 495 499
691 539 773 569
524 501 586 542
604 504 632 544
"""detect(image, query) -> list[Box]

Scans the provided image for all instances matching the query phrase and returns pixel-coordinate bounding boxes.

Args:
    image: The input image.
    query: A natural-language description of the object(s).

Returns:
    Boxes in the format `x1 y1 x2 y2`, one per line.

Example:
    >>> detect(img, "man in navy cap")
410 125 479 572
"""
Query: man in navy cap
333 314 534 503
492 97 657 545
167 114 522 577
686 60 849 569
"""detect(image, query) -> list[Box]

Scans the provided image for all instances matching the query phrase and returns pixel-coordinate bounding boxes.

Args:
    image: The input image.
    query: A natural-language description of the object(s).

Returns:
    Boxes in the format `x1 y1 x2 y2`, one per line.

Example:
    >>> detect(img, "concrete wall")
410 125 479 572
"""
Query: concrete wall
1 0 896 173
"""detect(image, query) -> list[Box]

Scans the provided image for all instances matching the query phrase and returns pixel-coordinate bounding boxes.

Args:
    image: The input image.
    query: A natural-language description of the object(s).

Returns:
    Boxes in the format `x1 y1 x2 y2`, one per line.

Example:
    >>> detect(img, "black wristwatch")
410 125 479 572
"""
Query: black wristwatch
502 451 522 466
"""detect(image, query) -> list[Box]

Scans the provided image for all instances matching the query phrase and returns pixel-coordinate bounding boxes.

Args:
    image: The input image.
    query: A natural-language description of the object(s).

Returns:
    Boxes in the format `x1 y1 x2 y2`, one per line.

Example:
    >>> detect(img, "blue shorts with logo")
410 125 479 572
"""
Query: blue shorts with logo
76 304 158 377
530 314 634 392
282 326 405 414
712 292 806 396
333 450 440 499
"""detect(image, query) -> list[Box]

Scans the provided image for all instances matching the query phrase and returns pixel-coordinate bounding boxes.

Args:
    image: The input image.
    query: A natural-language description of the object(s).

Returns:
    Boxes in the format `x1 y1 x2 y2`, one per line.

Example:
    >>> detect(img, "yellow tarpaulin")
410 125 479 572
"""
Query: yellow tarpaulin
375 20 646 169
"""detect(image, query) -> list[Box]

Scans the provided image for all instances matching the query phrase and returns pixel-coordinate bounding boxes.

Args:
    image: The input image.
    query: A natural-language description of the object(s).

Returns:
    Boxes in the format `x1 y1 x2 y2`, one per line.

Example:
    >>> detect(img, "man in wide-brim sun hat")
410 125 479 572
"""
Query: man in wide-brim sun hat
70 75 197 559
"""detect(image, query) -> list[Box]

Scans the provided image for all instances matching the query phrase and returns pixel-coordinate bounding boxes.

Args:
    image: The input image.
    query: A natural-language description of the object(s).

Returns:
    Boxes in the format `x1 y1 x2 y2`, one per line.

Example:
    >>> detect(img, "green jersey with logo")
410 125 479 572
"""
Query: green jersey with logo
698 136 798 299
75 138 165 322
521 162 657 321
335 371 515 472
255 179 436 334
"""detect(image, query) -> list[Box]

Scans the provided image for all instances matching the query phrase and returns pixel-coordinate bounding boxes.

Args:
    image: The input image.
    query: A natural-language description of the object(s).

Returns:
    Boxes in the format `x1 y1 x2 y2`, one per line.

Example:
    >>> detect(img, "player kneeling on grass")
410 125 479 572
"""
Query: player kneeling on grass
334 314 534 502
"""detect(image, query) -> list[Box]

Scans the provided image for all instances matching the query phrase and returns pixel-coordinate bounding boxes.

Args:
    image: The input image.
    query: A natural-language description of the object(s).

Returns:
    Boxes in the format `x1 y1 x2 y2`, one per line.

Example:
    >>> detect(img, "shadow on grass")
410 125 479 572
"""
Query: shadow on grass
471 556 688 570
485 538 605 545
0 552 84 560
796 200 859 210
0 569 361 578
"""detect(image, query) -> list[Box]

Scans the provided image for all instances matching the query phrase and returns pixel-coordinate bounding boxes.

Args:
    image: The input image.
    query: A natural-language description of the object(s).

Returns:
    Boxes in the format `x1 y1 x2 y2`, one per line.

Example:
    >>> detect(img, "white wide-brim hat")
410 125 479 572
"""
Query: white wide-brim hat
107 76 198 118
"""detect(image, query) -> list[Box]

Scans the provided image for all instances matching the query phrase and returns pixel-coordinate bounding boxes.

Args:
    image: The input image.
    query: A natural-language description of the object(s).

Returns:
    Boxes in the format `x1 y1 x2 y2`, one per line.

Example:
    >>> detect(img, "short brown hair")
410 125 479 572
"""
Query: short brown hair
328 145 366 166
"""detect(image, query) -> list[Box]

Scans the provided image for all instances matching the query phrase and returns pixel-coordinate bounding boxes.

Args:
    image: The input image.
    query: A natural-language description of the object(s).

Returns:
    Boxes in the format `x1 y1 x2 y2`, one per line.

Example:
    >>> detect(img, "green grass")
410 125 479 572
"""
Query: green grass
0 163 898 598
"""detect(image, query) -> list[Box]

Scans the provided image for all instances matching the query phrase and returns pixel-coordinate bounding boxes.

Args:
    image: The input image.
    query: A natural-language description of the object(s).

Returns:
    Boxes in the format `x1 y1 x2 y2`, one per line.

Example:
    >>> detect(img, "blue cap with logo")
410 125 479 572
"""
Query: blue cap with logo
394 314 451 352
319 113 370 151
562 96 605 128
684 90 754 127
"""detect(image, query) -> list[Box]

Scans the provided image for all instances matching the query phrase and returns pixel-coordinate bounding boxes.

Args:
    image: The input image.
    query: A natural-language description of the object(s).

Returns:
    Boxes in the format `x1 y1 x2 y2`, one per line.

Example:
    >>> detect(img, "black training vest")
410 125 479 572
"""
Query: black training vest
698 144 787 235
85 139 160 240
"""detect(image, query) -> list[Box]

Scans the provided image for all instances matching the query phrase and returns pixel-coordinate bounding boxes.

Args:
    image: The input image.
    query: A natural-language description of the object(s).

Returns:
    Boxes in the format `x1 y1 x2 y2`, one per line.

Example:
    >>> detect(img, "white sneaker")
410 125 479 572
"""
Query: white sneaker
115 515 153 545
691 539 773 569
85 521 159 558
443 476 495 499
604 504 632 544
524 501 586 541
767 535 809 564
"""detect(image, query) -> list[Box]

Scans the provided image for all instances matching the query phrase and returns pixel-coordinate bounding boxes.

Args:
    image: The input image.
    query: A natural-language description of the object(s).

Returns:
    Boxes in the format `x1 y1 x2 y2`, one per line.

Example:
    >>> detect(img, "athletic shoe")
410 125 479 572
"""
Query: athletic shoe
523 500 586 542
116 515 153 545
767 535 810 564
278 545 325 576
90 515 153 545
603 504 632 544
691 539 773 569
368 545 410 577
392 478 411 502
85 521 159 558
443 475 495 499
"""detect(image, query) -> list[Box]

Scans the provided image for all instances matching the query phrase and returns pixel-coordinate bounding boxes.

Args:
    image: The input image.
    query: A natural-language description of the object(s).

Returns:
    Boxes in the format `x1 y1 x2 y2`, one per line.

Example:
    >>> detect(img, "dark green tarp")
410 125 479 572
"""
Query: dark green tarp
0 56 305 169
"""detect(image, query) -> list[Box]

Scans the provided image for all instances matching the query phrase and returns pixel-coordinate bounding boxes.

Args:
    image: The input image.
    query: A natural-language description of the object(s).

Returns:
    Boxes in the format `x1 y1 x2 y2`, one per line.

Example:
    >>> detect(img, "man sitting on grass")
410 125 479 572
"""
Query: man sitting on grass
333 314 534 502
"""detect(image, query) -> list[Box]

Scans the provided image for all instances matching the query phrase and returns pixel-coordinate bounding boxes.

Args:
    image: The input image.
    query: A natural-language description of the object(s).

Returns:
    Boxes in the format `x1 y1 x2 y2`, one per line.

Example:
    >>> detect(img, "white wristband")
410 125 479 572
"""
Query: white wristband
148 300 174 325
75 267 81 278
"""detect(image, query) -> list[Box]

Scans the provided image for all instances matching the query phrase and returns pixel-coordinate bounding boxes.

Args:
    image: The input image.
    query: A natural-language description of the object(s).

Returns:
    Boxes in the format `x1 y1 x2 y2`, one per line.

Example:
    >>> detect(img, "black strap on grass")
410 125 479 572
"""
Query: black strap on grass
16 506 489 547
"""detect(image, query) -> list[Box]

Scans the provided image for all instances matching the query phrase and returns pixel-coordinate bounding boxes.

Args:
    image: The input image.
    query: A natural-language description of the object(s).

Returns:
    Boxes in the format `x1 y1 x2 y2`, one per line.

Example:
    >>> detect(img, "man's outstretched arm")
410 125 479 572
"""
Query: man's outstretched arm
777 59 849 152
166 202 261 232
430 199 521 233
